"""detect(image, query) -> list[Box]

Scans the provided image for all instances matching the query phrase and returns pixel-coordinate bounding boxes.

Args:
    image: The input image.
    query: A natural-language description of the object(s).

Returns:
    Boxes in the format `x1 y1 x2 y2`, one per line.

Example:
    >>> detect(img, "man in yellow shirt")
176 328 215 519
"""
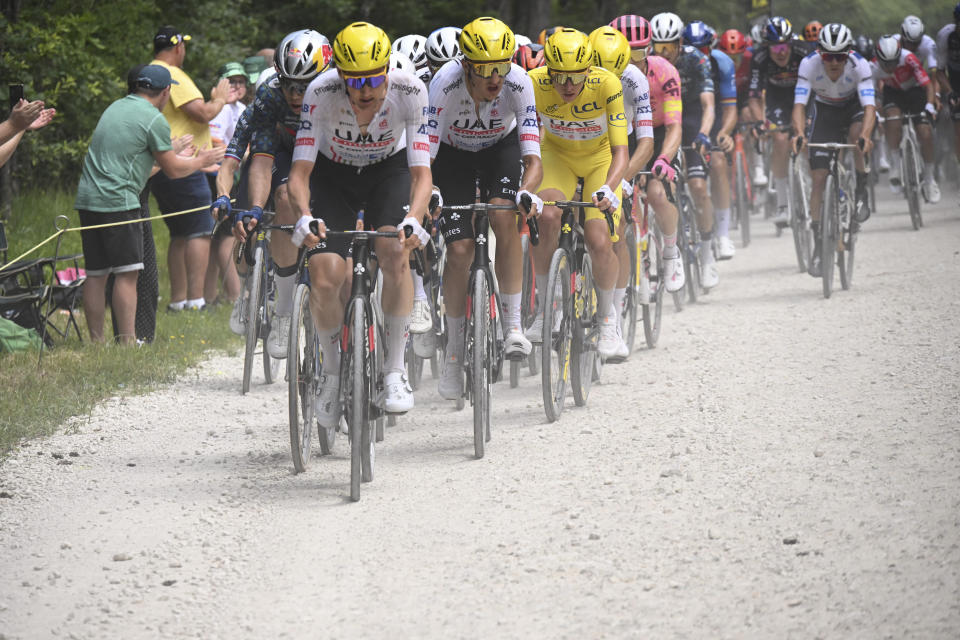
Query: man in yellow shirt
150 26 229 311
527 28 630 360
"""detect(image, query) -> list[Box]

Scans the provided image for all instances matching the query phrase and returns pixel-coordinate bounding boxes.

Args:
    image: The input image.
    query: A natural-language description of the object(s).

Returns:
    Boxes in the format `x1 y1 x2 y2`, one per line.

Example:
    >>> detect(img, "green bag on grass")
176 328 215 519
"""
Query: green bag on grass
0 316 43 354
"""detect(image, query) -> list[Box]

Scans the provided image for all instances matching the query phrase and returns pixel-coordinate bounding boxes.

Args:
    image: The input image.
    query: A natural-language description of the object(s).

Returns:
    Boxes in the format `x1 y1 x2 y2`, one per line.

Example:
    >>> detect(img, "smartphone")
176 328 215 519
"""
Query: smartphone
9 84 24 110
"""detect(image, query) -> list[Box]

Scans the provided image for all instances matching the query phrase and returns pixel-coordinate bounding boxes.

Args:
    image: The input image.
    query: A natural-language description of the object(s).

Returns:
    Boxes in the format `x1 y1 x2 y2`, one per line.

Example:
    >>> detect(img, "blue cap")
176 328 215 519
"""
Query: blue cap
137 64 179 90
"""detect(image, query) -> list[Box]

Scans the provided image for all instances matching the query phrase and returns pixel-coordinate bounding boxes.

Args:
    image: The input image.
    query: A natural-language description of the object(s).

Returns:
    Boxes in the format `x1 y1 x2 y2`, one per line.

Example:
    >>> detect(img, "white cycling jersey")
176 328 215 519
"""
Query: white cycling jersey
895 33 938 70
794 51 876 107
426 60 540 158
619 64 654 140
293 67 431 168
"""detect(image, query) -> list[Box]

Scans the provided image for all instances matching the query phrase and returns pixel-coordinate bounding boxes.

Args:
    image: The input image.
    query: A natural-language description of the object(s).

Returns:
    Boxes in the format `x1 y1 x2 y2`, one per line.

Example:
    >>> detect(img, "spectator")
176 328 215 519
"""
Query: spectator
150 25 231 311
242 49 275 87
204 61 248 306
76 65 223 344
0 98 55 168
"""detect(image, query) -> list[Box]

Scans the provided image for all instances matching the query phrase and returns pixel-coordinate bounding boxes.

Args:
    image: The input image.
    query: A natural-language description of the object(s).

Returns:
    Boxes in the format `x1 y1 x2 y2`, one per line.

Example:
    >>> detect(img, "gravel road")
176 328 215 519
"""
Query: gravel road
1 191 958 639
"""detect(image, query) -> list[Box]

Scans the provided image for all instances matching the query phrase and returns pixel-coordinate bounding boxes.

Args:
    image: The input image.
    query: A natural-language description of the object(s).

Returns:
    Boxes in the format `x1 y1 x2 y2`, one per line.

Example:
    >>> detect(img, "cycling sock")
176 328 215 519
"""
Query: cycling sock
775 177 789 208
613 287 626 317
890 148 901 172
320 327 341 371
383 314 408 374
412 271 427 301
856 171 868 194
715 208 731 238
445 315 465 360
597 288 614 321
273 271 297 316
535 274 546 307
664 232 677 251
501 292 521 333
922 163 933 183
698 240 715 264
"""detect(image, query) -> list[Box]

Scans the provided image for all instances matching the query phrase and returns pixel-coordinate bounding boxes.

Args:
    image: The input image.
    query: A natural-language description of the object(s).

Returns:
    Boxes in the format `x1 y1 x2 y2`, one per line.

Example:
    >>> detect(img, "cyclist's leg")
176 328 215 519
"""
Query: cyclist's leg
883 87 905 186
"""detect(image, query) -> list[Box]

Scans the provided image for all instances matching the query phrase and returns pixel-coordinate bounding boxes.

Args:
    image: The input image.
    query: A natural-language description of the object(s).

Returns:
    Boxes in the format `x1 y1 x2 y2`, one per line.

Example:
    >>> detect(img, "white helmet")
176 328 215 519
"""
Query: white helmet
514 34 532 50
875 34 901 62
389 51 416 75
426 26 461 67
274 29 332 81
393 34 428 69
750 23 763 43
900 15 924 43
818 23 854 53
651 12 684 43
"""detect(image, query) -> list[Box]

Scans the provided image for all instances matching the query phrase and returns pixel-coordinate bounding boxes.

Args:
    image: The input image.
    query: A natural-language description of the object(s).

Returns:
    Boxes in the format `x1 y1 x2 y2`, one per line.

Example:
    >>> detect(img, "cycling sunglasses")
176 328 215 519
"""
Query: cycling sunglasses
468 60 512 78
342 69 388 90
280 79 310 95
549 69 589 85
819 51 849 63
651 42 677 56
630 47 649 63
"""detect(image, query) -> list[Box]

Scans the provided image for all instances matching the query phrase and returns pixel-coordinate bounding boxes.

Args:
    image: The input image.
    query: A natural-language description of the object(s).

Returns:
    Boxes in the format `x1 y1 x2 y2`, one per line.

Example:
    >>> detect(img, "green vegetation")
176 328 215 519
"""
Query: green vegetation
1 188 241 455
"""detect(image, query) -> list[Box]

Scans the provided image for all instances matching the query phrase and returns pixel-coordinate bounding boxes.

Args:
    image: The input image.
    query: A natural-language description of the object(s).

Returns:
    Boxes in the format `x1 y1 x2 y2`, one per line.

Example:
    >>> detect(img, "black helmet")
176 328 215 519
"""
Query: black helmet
854 34 874 59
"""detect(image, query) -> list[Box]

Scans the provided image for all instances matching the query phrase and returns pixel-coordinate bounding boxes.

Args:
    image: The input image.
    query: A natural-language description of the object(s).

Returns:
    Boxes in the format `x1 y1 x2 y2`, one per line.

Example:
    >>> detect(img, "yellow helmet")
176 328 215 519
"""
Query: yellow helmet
588 26 629 76
544 28 593 72
459 17 515 62
333 22 391 73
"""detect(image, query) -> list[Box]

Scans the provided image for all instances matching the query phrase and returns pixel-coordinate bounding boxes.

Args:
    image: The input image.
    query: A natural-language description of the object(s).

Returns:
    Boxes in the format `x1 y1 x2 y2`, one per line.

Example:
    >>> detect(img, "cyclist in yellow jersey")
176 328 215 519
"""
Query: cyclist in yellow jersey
526 28 630 360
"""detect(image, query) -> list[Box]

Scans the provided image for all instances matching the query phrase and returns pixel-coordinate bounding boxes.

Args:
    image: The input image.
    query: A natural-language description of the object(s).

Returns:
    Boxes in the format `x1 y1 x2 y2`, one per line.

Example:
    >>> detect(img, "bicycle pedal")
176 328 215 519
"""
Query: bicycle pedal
602 355 627 365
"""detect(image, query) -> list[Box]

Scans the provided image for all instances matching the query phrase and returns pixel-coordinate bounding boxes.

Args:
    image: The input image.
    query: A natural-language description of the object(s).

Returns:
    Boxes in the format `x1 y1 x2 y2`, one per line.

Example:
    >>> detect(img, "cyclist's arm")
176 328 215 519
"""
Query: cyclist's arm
698 91 715 137
215 155 239 198
790 103 806 145
604 144 629 191
287 159 314 219
408 164 433 222
856 60 877 140
626 137 654 180
246 154 273 208
661 121 682 162
519 154 543 194
718 103 737 140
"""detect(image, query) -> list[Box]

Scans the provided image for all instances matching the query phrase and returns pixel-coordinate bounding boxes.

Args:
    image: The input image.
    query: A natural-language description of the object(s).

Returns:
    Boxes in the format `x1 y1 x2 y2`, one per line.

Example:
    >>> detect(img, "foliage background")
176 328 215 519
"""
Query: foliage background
0 0 955 198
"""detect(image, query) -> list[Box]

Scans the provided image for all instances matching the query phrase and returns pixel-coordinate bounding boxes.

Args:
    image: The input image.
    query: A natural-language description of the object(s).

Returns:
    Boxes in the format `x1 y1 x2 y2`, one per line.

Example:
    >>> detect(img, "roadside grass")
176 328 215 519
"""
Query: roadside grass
1 189 241 454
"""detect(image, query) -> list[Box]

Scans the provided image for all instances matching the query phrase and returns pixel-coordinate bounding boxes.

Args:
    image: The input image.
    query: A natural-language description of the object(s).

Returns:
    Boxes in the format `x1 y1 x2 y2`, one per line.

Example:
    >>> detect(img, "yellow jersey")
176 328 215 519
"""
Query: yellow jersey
150 59 212 151
528 66 628 156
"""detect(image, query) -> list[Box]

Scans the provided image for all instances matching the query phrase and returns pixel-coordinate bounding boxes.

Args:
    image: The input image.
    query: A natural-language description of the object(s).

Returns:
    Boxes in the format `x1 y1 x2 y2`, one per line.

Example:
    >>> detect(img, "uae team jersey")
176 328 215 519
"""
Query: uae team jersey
426 60 540 158
528 65 628 154
643 56 682 128
794 51 876 107
619 63 654 140
894 34 939 70
293 68 431 168
870 50 930 91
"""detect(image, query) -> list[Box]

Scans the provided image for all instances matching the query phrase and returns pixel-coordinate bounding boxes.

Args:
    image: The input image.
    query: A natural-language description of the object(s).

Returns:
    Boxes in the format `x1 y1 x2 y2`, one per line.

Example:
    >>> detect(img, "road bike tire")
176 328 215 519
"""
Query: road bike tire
904 139 923 231
520 234 540 378
678 195 700 304
571 253 597 407
838 182 857 291
343 298 371 501
623 223 639 356
288 283 316 471
735 152 750 247
541 250 571 422
262 273 280 385
790 160 812 272
469 273 491 459
821 174 838 299
642 223 664 348
242 246 264 395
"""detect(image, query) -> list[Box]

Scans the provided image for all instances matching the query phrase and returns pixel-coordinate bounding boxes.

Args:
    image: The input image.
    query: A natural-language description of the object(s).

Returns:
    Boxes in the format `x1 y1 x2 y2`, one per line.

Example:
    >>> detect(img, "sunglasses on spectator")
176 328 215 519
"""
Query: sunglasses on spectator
342 69 388 90
280 79 310 95
630 47 649 63
819 51 849 63
549 69 589 85
468 60 512 78
770 43 790 55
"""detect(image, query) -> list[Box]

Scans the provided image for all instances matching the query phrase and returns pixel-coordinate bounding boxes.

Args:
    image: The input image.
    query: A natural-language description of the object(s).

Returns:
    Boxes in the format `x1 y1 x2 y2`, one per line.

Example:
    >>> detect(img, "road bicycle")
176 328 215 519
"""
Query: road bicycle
438 202 528 458
230 209 285 394
512 215 540 388
808 142 858 299
885 113 925 230
729 122 758 248
630 173 665 348
672 147 704 308
788 151 814 273
539 197 612 422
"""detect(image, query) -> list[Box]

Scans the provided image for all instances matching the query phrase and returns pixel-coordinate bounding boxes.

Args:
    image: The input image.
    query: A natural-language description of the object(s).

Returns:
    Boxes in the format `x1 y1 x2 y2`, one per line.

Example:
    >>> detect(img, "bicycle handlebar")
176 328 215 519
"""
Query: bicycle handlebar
440 202 540 246
806 143 858 149
307 221 425 276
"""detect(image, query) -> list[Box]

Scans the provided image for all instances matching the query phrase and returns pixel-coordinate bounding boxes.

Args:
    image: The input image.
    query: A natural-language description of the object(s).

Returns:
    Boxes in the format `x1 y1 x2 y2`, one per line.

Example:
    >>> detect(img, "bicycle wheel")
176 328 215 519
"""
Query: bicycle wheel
343 297 371 501
467 273 491 458
904 139 923 231
520 233 539 378
790 160 812 272
821 174 838 299
262 272 280 385
541 249 571 422
288 283 316 472
642 223 664 348
735 151 750 247
622 223 639 356
570 253 597 407
242 246 264 395
838 182 857 291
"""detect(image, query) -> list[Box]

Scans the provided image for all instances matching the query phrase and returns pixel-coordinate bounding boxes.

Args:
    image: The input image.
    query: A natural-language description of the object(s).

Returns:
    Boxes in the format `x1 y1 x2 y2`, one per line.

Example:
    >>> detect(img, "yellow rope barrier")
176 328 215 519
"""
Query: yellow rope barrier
0 201 230 275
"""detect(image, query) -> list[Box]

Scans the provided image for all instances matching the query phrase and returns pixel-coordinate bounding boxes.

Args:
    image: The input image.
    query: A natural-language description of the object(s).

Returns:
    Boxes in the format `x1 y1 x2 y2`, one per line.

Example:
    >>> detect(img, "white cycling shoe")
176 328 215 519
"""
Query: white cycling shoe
409 298 433 334
753 165 768 186
923 180 941 204
229 293 246 336
664 250 685 293
267 313 290 359
504 329 532 357
381 370 414 413
438 354 463 400
524 313 544 344
717 235 736 260
598 316 628 361
315 373 342 429
412 331 436 359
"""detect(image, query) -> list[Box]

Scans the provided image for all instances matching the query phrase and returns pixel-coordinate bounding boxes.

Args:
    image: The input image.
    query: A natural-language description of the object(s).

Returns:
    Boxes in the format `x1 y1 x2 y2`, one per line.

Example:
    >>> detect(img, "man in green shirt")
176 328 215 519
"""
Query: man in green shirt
76 65 224 344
